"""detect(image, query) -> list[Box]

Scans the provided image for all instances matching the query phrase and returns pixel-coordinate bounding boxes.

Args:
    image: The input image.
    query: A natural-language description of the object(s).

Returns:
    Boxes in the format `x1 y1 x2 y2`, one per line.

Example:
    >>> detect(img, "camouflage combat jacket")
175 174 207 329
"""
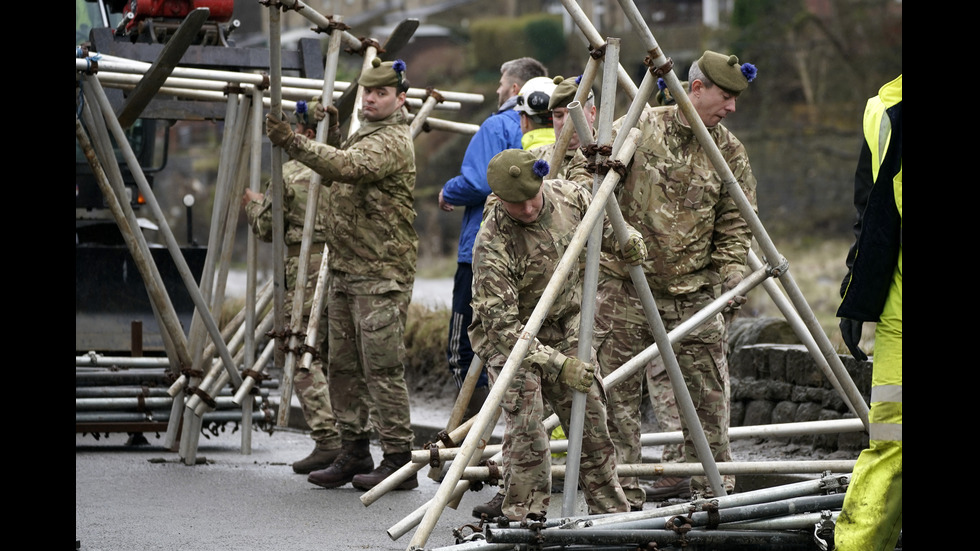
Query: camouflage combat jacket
245 160 329 248
245 160 330 313
605 105 757 294
470 179 628 382
531 142 592 186
284 107 418 285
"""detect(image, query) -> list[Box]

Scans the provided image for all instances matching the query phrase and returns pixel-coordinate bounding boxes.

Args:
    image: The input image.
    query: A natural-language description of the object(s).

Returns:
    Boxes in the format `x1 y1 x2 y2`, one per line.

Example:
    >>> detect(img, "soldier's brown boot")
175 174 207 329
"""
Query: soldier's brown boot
471 491 505 519
307 440 373 489
351 451 417 491
643 476 691 501
292 442 343 474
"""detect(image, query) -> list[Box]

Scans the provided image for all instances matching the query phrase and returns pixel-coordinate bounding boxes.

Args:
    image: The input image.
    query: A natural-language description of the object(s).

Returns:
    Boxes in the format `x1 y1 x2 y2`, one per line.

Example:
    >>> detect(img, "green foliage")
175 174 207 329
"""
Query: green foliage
523 16 566 67
469 14 565 70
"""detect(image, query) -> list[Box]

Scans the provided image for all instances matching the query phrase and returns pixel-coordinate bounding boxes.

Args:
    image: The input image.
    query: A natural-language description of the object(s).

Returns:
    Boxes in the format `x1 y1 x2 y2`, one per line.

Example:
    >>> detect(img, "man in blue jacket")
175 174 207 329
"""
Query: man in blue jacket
438 57 547 419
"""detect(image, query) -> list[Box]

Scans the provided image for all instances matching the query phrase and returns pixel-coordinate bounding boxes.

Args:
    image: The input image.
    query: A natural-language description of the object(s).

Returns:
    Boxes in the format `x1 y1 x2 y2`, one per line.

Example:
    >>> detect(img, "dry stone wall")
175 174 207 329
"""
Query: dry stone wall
727 319 872 453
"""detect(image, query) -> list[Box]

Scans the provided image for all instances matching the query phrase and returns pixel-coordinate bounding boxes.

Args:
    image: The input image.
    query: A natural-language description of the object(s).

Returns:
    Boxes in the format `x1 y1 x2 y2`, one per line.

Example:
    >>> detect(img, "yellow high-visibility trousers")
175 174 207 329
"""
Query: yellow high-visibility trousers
835 248 902 551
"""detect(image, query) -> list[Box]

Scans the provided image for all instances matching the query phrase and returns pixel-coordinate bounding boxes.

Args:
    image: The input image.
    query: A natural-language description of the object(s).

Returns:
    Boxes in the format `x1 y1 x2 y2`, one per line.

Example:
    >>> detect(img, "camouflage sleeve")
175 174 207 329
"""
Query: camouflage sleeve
563 149 594 188
563 180 622 257
712 140 758 281
471 217 567 380
244 185 274 243
284 127 412 187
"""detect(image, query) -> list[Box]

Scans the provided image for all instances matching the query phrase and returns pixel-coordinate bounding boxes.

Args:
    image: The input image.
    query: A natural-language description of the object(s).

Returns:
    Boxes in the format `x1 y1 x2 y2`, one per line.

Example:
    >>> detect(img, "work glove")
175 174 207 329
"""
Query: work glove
839 318 867 361
265 112 294 148
621 229 647 266
308 100 339 129
721 271 747 324
559 357 594 394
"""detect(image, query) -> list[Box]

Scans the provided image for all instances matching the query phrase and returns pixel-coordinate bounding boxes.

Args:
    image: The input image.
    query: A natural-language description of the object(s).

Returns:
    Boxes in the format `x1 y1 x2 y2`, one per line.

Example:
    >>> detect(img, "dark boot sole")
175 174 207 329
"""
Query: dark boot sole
292 461 336 475
308 475 356 489
308 465 373 489
351 475 418 491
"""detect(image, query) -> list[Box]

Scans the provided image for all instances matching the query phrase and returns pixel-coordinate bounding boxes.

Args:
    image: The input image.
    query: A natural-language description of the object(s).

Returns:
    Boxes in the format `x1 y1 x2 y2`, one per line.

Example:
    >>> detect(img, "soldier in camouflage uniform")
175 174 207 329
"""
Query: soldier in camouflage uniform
594 51 758 504
530 75 595 185
243 107 341 474
468 148 647 521
266 58 418 492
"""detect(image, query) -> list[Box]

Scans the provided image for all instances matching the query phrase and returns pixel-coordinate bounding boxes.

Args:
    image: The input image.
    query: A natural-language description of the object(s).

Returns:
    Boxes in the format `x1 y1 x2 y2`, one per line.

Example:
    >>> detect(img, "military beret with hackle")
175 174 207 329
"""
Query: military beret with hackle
697 50 757 94
358 57 407 89
294 99 313 127
655 78 688 106
548 75 592 111
487 149 550 203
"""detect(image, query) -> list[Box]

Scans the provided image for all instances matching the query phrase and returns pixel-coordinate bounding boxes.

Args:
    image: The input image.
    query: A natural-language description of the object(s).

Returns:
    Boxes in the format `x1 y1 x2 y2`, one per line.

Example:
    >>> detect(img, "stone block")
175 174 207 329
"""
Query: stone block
794 401 823 423
765 380 794 402
730 400 745 427
783 345 825 386
790 385 837 410
742 399 774 427
730 345 763 380
837 428 869 452
770 400 799 425
813 409 843 450
733 378 770 401
840 355 873 398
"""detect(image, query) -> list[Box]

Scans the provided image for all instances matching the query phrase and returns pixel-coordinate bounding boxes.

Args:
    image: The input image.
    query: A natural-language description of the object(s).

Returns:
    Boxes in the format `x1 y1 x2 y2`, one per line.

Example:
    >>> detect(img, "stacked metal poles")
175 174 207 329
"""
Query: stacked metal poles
409 418 862 473
82 56 475 117
74 111 190 373
178 90 255 464
78 74 243 451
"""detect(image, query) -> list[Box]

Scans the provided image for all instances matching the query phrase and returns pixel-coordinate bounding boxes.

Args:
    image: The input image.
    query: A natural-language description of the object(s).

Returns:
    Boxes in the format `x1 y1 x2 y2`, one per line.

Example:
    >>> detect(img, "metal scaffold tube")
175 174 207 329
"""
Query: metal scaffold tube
411 418 863 465
563 36 621 514
487 527 815 549
579 474 849 531
76 354 172 368
77 409 272 426
547 55 600 179
75 55 481 107
448 460 852 482
568 74 730 498
267 0 288 420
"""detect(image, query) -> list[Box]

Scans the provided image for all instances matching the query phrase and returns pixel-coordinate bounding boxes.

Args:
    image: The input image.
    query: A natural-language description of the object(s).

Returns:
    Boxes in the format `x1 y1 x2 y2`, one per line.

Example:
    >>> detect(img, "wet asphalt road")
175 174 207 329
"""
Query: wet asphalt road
75 424 514 551
76 277 504 551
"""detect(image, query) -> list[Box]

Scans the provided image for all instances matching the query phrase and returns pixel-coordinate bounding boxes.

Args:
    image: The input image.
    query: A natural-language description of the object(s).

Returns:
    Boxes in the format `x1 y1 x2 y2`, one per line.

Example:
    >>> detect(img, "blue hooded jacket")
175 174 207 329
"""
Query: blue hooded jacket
440 96 523 263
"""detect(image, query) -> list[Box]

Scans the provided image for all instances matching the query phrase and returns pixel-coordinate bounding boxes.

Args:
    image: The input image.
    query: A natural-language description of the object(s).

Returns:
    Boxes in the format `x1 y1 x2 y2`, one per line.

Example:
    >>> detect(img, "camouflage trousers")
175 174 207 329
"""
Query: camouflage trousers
326 273 414 454
284 254 339 449
594 278 734 497
488 348 629 520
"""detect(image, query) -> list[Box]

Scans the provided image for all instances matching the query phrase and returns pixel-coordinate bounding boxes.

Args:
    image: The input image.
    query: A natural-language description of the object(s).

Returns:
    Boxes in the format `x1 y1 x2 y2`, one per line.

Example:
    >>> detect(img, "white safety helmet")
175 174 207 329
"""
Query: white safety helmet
514 76 557 118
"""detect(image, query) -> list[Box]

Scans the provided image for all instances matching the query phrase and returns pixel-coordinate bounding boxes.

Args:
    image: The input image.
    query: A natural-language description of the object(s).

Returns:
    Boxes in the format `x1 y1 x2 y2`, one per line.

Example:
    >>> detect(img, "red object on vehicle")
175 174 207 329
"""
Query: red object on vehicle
121 0 234 32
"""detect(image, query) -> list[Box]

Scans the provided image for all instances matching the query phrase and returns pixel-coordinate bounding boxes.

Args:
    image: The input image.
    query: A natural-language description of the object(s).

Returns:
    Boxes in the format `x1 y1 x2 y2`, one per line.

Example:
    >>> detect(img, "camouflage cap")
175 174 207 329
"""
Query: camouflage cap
487 149 550 203
548 75 592 111
697 50 756 94
358 57 407 89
